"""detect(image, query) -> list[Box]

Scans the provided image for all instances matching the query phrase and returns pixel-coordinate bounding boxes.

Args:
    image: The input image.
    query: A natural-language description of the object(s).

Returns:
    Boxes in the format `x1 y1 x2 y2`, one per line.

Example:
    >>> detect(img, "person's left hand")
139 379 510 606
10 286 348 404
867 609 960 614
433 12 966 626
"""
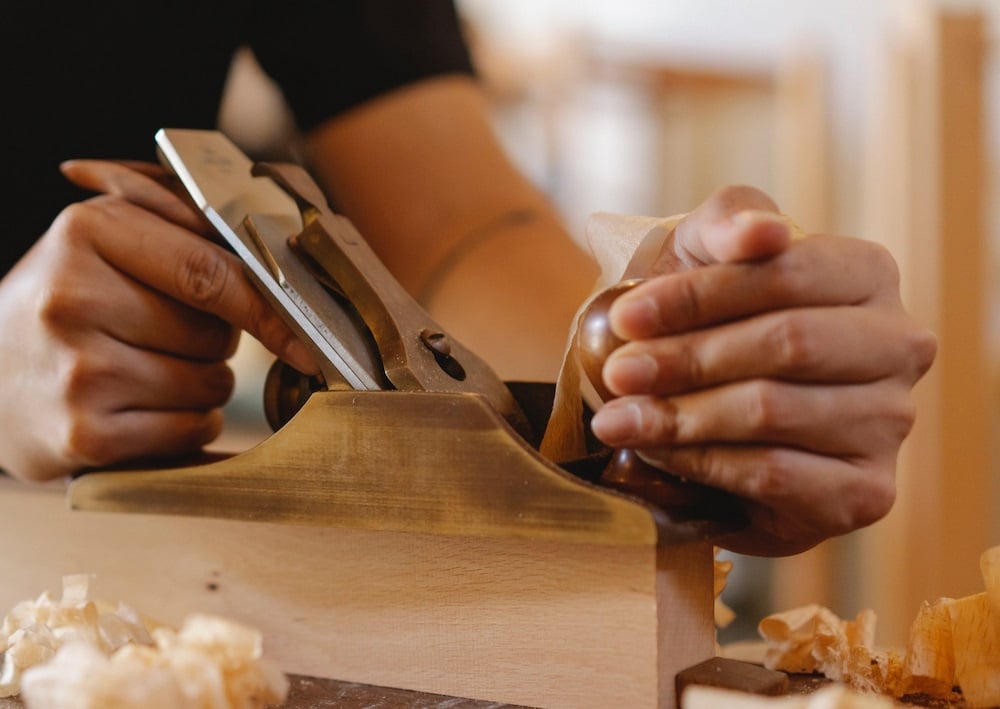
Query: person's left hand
589 186 937 556
0 159 318 480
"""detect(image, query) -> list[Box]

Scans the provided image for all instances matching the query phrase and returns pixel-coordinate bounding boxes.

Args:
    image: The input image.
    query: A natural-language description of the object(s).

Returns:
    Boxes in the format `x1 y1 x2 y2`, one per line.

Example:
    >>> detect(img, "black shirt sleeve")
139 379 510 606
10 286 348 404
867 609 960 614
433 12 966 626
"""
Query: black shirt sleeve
245 0 476 131
1 0 476 276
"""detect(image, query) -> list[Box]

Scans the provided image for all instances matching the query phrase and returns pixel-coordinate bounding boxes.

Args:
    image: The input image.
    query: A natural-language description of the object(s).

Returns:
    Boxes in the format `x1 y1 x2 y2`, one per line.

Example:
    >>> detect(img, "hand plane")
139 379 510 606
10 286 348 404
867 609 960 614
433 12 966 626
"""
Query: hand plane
19 129 746 709
66 128 744 544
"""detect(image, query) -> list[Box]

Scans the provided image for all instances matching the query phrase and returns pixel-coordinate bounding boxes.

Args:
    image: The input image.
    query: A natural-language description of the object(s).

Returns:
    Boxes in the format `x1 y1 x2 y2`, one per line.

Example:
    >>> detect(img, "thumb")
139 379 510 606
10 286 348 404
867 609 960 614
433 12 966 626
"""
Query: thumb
662 185 794 270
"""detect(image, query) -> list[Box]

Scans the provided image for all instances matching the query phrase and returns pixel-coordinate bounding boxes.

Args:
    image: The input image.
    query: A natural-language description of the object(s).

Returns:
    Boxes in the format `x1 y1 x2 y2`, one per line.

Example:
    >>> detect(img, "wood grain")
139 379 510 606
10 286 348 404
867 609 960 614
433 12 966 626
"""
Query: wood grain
0 477 713 708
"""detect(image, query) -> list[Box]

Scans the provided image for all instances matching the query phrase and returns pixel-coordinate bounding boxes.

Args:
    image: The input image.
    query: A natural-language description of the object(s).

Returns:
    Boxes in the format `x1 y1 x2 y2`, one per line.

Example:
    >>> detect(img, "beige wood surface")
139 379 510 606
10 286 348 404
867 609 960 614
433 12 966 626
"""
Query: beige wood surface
769 47 838 617
0 477 714 708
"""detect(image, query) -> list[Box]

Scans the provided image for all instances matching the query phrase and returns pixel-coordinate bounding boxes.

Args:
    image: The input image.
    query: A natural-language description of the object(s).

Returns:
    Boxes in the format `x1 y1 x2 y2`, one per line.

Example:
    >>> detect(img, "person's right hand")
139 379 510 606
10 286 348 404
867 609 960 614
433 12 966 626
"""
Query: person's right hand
0 161 317 482
588 186 936 556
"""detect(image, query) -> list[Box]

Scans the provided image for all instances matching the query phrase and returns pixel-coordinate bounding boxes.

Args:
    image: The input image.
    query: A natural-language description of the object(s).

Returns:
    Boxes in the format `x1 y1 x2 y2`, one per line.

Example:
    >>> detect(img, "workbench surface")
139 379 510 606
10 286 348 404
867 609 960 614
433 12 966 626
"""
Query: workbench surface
0 672 974 708
0 673 529 709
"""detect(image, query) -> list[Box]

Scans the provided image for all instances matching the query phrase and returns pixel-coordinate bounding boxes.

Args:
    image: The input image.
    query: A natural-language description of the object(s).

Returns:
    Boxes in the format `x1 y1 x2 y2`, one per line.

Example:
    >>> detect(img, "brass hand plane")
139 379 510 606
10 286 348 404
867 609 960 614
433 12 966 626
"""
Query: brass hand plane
69 128 743 545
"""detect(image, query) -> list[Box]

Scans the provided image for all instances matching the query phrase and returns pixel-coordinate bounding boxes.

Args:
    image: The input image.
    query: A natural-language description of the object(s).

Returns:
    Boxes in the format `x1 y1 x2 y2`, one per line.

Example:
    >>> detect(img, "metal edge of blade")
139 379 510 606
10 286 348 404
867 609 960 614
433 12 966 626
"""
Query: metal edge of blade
154 129 382 391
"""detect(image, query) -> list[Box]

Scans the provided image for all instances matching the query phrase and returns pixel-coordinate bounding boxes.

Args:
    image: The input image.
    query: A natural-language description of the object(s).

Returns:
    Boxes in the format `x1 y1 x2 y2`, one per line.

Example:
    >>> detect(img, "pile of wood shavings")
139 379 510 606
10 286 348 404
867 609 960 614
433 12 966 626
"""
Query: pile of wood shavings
0 575 287 709
758 546 1000 708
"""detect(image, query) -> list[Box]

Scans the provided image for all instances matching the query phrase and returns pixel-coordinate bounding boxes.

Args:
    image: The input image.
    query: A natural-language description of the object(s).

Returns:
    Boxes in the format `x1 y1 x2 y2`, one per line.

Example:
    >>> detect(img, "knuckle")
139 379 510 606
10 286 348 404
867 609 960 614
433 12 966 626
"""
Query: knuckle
868 241 901 289
220 327 242 359
199 320 241 360
847 472 896 530
647 445 720 485
680 337 706 388
176 410 224 450
60 415 113 468
743 449 798 500
58 349 121 429
766 314 815 375
201 364 236 406
176 246 231 310
59 349 109 405
244 296 280 343
905 327 938 379
674 275 705 326
896 395 917 433
654 338 704 389
765 251 811 297
52 196 128 245
744 380 787 435
36 202 121 331
36 283 87 333
691 447 733 489
885 393 918 442
650 398 680 442
51 201 102 244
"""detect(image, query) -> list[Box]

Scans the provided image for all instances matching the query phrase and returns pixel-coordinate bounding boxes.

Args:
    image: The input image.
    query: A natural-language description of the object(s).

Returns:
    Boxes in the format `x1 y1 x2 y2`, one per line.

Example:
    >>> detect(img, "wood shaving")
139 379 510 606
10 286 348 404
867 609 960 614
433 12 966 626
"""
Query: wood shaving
716 550 736 632
758 545 1000 708
0 576 287 709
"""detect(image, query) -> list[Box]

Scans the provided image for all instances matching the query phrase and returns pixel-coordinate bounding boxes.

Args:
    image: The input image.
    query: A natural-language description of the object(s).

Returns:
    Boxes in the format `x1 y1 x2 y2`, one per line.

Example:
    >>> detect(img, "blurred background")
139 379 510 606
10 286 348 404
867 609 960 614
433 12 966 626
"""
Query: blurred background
217 0 1000 647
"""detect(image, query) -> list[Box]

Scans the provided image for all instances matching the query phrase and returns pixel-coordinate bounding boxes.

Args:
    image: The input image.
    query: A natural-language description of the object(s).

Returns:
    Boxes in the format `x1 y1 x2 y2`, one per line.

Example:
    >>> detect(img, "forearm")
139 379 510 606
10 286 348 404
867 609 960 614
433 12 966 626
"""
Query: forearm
304 75 597 381
418 204 596 382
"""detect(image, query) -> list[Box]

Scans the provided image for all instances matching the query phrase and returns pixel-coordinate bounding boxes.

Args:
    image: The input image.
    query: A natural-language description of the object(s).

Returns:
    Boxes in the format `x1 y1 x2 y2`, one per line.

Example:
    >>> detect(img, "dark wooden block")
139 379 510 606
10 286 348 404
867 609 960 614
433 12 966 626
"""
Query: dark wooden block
676 657 790 703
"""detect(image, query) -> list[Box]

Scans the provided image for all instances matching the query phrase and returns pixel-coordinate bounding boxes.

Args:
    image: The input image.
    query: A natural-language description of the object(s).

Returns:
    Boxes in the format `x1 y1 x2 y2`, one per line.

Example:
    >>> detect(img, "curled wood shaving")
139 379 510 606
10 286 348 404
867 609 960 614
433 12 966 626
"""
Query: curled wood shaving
0 576 288 709
758 545 1000 707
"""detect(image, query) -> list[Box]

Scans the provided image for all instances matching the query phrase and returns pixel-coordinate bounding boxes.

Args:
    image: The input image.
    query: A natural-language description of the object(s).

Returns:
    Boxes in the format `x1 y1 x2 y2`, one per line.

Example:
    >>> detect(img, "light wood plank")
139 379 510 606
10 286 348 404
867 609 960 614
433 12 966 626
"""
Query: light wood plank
0 479 713 708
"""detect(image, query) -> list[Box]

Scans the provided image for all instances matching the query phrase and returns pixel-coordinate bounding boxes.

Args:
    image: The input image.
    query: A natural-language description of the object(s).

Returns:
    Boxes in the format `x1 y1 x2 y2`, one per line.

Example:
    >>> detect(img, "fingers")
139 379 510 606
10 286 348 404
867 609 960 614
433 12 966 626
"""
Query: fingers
63 337 236 413
589 366 913 551
41 268 240 361
591 378 916 457
61 160 211 236
656 185 791 270
638 445 898 542
49 322 237 471
603 305 929 397
610 235 900 341
581 184 937 554
60 196 318 374
0 166 322 480
60 162 318 372
66 408 226 470
600 233 936 400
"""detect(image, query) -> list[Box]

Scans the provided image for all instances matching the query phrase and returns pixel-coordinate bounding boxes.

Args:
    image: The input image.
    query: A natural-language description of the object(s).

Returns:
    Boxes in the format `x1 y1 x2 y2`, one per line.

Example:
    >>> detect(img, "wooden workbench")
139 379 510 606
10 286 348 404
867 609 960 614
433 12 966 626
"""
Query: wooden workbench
0 674 521 709
0 672 974 708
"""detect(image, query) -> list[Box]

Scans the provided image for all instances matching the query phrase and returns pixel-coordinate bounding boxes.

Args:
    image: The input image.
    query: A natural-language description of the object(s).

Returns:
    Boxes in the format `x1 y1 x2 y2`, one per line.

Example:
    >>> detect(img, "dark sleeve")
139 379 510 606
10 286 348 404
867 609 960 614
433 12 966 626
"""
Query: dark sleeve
246 0 476 131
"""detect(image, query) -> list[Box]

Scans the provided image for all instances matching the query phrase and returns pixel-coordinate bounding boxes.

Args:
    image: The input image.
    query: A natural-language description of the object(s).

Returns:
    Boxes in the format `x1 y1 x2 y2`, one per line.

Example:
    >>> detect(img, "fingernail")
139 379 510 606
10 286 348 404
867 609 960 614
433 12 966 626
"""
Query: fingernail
283 340 320 375
733 209 789 239
591 402 642 444
733 209 779 226
606 353 657 392
610 294 662 337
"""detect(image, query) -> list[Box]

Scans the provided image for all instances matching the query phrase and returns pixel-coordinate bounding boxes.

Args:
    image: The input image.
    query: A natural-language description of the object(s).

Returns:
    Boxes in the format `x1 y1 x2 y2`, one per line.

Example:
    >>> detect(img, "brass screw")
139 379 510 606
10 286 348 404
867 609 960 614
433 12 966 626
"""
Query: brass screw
419 329 452 357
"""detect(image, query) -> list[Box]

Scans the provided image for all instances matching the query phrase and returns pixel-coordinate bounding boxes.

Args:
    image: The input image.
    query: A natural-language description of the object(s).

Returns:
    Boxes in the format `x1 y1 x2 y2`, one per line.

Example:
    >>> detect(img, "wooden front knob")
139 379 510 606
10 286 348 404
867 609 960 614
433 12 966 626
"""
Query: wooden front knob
577 280 640 403
577 281 746 529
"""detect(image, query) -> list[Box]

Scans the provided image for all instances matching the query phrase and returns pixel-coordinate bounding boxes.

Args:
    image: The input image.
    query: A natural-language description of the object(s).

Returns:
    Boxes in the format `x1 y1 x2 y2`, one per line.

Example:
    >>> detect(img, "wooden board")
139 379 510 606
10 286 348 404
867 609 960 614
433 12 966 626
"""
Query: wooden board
0 478 714 708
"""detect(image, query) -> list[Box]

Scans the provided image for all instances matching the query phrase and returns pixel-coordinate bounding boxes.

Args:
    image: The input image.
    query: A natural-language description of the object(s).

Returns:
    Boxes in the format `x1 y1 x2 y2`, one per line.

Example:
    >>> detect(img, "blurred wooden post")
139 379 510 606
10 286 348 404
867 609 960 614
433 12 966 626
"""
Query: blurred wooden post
773 48 831 232
860 3 989 645
769 47 838 616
